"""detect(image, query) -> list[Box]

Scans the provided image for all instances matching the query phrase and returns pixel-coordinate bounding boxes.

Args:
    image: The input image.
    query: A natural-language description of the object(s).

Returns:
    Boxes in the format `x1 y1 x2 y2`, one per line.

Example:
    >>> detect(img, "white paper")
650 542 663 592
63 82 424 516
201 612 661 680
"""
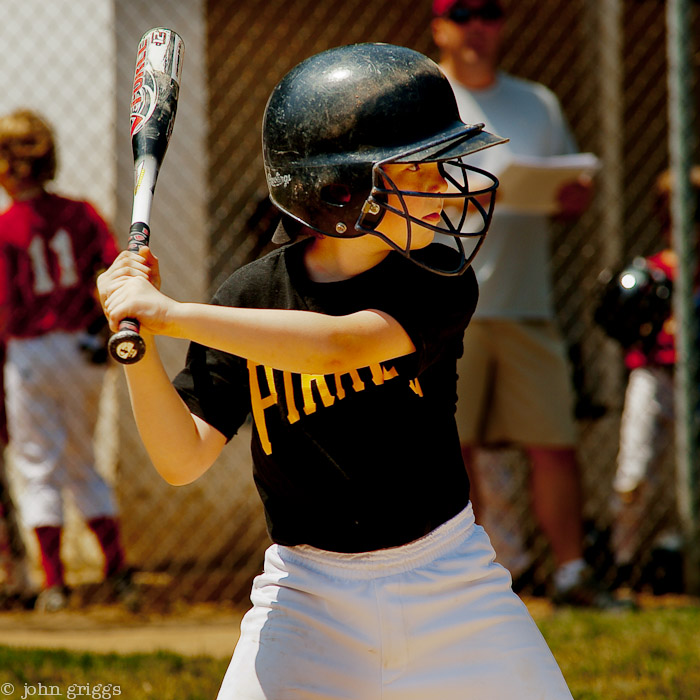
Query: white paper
494 153 601 214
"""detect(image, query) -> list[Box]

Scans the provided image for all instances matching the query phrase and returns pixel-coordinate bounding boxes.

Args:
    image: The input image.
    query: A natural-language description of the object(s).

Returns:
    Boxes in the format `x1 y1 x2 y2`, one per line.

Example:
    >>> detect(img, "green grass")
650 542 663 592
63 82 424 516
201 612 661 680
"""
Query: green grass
0 647 228 700
1 604 699 699
539 604 700 699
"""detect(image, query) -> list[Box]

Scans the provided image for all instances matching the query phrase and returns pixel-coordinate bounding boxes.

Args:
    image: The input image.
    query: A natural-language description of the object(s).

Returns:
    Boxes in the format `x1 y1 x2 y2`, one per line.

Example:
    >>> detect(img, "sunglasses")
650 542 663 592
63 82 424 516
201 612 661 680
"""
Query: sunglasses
447 4 504 23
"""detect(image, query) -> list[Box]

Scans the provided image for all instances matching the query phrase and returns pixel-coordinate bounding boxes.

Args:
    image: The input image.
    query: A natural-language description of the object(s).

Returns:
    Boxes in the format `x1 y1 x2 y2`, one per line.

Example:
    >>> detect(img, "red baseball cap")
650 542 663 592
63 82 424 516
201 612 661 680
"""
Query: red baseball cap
432 0 503 17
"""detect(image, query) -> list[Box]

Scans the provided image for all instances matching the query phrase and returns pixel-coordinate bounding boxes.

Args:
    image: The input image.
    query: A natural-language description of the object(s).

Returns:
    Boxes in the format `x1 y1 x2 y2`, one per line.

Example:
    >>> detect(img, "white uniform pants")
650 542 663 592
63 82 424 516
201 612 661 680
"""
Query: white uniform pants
612 366 675 565
4 332 116 529
218 503 572 700
613 366 674 494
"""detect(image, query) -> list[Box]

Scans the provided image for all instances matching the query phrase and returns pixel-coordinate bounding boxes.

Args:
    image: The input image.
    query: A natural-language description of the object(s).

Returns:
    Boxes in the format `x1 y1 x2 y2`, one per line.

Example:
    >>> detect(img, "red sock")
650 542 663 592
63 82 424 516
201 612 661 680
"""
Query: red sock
34 526 64 588
88 516 125 577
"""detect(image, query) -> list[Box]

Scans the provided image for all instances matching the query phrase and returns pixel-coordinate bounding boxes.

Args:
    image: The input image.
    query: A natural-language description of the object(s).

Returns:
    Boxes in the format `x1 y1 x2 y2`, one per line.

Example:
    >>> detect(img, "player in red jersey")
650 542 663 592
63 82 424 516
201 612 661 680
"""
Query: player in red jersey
599 167 700 591
0 340 35 609
0 110 135 611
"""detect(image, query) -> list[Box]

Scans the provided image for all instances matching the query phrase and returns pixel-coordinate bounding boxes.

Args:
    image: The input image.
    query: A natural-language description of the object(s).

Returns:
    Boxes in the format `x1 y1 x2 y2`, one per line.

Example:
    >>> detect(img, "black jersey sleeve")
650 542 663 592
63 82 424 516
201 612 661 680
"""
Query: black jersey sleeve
383 244 478 375
172 339 251 442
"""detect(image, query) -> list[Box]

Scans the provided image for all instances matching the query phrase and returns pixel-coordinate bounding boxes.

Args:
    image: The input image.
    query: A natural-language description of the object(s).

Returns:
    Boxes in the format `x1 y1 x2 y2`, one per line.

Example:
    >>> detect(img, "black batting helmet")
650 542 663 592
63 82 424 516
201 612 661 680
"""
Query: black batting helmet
262 42 506 276
594 257 673 348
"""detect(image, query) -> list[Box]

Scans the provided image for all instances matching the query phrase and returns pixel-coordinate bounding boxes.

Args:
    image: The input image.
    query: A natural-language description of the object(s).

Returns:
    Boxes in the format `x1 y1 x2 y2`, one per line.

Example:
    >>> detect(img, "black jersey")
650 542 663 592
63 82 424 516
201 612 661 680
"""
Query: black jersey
173 239 478 552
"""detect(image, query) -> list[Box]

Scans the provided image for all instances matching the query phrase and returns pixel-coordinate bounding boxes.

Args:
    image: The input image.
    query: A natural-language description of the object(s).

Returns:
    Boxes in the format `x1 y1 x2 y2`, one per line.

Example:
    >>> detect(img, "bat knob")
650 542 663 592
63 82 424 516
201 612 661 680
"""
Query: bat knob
109 327 147 364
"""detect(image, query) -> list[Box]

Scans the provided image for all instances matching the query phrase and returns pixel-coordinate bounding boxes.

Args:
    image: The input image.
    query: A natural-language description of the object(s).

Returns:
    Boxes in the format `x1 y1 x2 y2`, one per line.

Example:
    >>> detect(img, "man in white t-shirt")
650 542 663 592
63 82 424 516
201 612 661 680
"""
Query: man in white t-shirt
431 0 623 608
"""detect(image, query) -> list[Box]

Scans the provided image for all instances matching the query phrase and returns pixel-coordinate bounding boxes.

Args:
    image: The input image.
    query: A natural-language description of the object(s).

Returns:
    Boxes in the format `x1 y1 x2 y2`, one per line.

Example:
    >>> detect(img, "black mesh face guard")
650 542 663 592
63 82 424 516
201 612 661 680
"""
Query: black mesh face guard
356 157 499 276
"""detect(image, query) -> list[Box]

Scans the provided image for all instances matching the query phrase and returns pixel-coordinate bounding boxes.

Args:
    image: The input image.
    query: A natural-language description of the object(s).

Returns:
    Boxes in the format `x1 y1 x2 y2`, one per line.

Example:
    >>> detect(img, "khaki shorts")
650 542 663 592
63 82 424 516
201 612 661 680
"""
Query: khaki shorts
456 319 577 447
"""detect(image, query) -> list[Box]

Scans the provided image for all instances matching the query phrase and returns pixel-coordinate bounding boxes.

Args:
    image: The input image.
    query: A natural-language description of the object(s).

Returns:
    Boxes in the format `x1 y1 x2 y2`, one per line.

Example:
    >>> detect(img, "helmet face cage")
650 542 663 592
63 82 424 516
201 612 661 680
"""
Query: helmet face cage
357 156 499 276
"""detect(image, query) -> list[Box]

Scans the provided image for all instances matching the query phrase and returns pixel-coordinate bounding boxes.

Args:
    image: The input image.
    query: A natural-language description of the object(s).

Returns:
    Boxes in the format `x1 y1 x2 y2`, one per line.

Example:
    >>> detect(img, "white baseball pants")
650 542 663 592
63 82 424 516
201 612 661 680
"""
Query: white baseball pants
613 365 674 494
611 365 675 565
4 332 116 529
217 503 573 700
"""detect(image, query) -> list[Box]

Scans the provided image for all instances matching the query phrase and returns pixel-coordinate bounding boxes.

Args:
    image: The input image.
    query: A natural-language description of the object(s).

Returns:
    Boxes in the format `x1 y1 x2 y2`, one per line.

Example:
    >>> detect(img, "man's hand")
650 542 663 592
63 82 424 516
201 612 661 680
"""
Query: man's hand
554 175 594 220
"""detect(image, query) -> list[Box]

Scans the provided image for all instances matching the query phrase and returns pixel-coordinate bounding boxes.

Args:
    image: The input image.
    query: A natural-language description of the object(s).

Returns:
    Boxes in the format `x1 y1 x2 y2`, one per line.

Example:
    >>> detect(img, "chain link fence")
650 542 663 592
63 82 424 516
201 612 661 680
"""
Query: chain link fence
1 0 698 610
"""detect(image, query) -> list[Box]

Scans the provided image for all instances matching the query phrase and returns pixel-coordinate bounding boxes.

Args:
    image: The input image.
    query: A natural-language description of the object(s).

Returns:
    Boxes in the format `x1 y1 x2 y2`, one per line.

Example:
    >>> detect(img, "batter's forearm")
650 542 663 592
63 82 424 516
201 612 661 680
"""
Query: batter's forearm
162 303 415 375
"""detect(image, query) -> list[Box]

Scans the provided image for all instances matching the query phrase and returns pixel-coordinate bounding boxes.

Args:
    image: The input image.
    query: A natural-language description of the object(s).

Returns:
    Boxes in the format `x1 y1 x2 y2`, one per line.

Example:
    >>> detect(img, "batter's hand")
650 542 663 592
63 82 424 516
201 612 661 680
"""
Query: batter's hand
99 246 161 290
97 247 174 335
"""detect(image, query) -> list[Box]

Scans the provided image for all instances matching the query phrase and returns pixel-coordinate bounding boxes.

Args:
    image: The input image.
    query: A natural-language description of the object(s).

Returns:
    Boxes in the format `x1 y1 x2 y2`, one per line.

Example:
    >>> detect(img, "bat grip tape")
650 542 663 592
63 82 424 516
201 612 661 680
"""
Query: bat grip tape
127 221 151 251
107 222 151 364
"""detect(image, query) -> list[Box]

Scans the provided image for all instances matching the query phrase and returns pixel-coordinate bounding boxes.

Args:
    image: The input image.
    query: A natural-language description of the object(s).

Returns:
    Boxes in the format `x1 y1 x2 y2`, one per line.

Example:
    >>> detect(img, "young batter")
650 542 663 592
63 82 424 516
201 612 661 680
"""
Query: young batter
98 44 573 699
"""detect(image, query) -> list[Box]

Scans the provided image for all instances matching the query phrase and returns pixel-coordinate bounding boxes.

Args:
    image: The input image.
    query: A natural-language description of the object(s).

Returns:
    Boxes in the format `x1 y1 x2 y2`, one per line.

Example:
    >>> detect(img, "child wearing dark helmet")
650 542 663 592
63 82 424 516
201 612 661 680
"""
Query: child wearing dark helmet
98 44 574 699
596 166 700 593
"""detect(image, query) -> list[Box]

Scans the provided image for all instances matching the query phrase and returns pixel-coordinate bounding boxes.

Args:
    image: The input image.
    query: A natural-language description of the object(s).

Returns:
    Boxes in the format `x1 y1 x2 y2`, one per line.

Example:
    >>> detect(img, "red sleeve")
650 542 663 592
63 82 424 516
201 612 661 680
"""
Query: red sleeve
0 248 8 308
0 343 6 444
84 202 120 268
0 237 9 339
